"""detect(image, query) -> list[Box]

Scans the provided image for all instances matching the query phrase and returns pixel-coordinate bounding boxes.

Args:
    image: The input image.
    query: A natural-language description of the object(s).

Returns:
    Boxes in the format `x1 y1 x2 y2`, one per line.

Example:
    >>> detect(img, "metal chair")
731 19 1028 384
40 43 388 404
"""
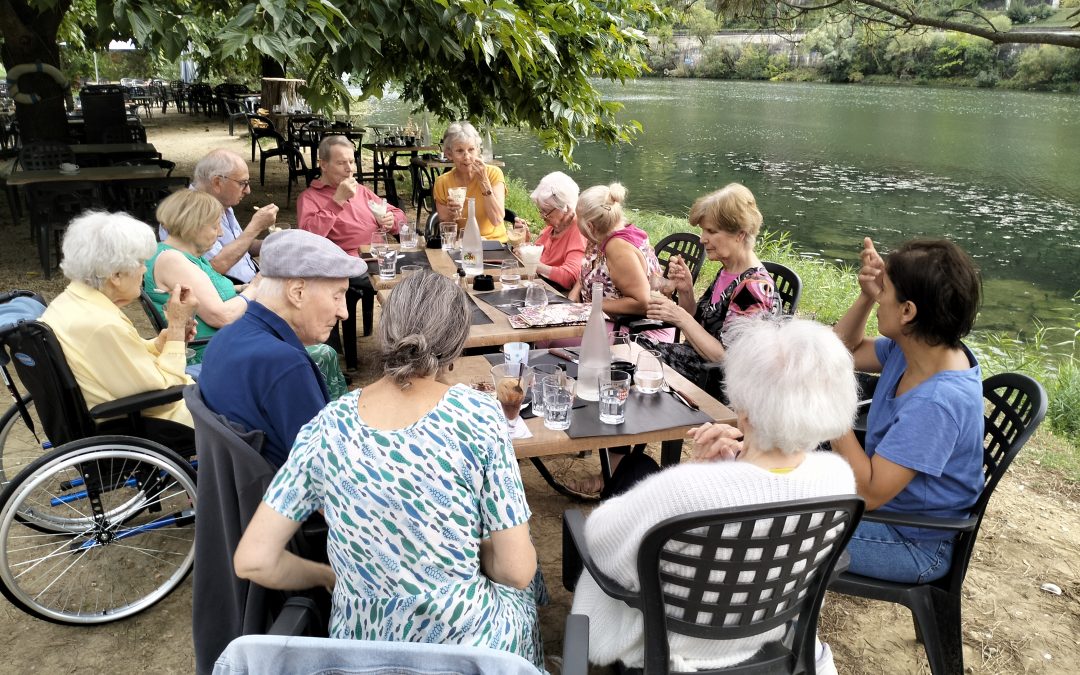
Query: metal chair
0 320 197 625
830 372 1047 675
761 261 801 316
564 497 865 674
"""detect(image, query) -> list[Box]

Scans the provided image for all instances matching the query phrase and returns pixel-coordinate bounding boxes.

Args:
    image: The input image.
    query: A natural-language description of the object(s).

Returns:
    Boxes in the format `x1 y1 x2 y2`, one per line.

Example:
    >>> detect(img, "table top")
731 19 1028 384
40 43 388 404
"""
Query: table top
6 164 166 186
70 143 158 155
444 351 735 458
362 143 441 154
372 246 585 349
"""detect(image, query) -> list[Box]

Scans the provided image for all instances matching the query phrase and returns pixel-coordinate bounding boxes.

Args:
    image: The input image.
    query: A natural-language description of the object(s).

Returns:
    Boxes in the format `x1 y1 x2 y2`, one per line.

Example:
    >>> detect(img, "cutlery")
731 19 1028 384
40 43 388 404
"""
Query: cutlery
664 383 699 410
548 348 579 365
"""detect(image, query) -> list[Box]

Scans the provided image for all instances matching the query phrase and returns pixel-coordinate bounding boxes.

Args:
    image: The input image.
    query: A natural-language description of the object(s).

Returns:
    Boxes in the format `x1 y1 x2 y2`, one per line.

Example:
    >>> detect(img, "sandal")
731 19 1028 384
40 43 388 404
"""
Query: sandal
563 473 605 497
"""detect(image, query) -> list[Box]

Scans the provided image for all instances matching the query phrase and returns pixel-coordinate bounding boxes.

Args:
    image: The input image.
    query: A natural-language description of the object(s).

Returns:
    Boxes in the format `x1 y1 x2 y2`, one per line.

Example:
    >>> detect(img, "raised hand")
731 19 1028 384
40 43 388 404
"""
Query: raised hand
858 237 886 299
164 283 198 326
666 254 694 296
248 204 279 233
334 177 358 205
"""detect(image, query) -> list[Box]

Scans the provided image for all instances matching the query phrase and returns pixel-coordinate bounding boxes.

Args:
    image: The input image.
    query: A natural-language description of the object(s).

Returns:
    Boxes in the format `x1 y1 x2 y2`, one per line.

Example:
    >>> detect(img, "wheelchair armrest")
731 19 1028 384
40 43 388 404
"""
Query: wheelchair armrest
562 509 639 606
267 596 320 636
863 509 978 533
562 614 590 675
88 384 188 420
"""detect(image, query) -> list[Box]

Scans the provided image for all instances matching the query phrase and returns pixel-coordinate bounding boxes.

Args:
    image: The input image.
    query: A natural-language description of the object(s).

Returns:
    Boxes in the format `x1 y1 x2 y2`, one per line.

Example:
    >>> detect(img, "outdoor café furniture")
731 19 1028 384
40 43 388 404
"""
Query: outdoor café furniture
71 142 160 166
360 142 441 206
245 113 287 178
830 373 1046 675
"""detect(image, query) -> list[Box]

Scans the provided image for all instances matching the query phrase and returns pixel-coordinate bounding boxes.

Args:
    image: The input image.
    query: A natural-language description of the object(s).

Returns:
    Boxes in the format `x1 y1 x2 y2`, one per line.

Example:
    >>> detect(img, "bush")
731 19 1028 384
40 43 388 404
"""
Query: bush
697 44 738 79
765 54 791 79
734 44 771 80
975 69 999 87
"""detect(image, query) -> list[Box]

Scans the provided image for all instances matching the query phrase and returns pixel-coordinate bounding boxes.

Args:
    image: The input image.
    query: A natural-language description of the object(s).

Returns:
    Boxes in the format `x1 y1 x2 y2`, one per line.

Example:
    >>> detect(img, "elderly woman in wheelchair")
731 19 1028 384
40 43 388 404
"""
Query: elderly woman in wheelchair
569 317 859 673
0 211 201 625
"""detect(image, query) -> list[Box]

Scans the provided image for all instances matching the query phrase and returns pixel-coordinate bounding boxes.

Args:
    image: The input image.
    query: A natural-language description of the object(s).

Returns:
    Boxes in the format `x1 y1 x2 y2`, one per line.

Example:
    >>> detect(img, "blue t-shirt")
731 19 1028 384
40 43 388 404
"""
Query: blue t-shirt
865 338 984 541
198 301 329 468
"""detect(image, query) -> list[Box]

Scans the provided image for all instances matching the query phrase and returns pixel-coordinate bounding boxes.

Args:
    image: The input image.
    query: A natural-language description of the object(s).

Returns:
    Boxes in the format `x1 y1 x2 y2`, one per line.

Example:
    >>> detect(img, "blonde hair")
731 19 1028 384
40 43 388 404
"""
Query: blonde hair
689 183 763 244
576 183 627 240
156 190 223 242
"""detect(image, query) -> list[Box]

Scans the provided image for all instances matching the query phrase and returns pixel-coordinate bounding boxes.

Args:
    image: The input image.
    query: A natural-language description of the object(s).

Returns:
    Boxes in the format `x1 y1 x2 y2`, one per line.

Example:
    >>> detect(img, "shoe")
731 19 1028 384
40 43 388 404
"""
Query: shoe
815 640 838 675
564 473 605 497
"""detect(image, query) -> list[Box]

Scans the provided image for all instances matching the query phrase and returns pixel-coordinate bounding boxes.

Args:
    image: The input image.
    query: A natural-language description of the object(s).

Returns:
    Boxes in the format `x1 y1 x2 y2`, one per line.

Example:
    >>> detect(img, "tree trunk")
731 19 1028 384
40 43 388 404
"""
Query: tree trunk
0 0 73 142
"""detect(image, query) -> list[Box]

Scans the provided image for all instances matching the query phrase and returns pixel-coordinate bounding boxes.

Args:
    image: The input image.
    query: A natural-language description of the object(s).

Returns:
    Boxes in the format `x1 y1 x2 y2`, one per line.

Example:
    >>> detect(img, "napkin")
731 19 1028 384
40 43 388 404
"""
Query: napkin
507 414 533 439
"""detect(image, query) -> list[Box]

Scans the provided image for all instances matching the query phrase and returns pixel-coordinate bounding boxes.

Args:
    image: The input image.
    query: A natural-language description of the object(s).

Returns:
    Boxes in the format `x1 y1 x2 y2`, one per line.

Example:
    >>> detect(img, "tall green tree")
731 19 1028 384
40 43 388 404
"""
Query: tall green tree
2 0 668 160
714 0 1080 49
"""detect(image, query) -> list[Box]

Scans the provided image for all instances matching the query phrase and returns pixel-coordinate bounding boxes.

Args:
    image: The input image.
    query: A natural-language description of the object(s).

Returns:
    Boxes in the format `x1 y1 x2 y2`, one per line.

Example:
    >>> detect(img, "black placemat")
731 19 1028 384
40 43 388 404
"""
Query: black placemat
483 350 577 379
449 247 518 264
473 288 572 316
365 250 432 276
566 389 714 438
468 296 493 325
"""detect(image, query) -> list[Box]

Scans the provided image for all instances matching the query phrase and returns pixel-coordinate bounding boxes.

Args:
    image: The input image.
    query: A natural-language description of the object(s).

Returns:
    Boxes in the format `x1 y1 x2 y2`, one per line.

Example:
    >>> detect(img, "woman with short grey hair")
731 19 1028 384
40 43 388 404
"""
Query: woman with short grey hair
41 210 199 430
571 317 858 673
234 269 543 668
514 171 587 291
434 121 508 242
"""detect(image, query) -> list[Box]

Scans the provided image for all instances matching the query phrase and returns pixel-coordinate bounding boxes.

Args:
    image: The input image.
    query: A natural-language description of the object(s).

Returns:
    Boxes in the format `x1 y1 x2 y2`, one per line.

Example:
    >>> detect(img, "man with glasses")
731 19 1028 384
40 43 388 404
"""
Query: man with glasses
159 149 278 283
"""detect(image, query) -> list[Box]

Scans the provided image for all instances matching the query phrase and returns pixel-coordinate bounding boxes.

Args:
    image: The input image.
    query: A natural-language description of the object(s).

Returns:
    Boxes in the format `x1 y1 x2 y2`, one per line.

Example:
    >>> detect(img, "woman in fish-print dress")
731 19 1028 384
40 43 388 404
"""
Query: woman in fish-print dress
234 271 542 668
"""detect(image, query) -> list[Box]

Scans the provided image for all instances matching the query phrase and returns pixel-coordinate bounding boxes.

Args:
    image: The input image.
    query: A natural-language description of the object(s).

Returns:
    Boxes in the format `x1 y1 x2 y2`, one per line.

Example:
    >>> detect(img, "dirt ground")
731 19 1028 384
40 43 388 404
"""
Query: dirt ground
1 110 1078 674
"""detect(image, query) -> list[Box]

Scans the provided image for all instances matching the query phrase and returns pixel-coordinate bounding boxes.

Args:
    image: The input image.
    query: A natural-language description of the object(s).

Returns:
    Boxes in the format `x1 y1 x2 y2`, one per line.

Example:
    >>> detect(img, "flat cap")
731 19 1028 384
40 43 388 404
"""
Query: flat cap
260 229 366 279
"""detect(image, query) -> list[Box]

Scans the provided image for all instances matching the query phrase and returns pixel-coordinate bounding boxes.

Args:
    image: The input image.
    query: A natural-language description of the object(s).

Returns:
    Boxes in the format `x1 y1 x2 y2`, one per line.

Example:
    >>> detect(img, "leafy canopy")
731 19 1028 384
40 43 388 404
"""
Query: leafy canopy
99 0 669 163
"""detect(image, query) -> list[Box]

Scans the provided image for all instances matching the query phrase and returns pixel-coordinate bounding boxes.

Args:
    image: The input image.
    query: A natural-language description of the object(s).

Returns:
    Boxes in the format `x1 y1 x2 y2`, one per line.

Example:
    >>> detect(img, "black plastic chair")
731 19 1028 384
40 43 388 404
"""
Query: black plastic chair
564 497 865 674
17 140 75 171
118 175 190 227
246 114 288 182
761 261 801 316
284 142 320 204
0 320 197 624
654 231 706 281
100 123 148 144
223 99 249 136
139 290 211 351
410 156 438 227
830 372 1047 675
24 180 105 278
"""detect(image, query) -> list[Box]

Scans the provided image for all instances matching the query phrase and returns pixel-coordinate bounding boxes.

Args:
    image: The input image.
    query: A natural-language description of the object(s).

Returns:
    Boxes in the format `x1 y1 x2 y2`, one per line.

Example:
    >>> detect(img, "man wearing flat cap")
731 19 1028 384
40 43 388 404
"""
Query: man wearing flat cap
198 229 365 467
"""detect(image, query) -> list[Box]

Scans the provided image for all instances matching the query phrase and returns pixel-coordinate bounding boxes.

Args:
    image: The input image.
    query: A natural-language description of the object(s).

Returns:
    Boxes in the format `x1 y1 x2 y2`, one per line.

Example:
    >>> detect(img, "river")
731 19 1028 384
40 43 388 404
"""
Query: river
364 79 1080 335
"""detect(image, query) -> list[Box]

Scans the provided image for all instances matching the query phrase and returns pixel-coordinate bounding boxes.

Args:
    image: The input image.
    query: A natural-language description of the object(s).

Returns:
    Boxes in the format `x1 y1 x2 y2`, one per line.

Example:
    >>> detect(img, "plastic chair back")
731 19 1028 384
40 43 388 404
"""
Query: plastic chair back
761 261 802 316
18 140 75 171
654 232 705 282
636 497 864 674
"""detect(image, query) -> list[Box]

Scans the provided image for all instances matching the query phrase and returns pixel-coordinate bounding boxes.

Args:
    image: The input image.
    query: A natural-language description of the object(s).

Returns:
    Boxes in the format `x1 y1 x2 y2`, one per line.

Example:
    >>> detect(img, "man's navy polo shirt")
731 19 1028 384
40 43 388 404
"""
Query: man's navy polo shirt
199 301 329 468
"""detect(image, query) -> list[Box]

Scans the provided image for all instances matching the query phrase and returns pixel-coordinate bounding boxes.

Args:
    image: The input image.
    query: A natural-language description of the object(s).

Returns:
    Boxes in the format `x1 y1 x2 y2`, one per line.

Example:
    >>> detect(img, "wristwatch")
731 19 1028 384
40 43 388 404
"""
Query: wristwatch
480 186 493 196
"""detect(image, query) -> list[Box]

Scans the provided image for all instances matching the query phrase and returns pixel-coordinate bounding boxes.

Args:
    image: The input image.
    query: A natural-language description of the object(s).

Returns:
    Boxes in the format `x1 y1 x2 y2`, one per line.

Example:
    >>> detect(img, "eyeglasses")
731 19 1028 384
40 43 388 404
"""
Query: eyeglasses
216 175 251 189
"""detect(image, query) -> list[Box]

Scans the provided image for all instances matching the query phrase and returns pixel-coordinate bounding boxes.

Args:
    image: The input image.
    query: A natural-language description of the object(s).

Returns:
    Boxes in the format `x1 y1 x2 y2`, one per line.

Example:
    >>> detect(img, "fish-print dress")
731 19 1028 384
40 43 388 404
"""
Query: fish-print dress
263 384 543 668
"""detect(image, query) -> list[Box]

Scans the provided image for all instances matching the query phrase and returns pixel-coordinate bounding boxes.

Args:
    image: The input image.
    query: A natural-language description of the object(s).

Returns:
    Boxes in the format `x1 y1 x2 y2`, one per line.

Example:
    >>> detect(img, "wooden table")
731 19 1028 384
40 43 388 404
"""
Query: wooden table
5 164 166 186
371 246 586 349
445 351 735 460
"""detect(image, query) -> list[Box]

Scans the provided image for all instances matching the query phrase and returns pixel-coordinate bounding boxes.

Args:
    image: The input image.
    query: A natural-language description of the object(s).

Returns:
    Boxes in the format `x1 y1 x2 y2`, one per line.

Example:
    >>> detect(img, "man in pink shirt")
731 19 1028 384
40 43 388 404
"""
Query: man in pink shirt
297 135 406 256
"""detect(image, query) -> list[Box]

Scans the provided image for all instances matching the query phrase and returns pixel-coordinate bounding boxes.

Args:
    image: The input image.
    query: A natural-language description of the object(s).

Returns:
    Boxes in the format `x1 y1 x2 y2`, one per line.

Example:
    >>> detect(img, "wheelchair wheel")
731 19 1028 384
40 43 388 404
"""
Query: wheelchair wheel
0 436 197 624
0 397 48 490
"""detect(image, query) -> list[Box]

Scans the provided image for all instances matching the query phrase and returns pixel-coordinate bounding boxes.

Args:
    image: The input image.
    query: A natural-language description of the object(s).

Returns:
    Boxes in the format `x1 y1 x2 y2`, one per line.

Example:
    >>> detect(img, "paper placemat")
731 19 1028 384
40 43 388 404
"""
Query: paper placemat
507 303 591 328
474 288 572 316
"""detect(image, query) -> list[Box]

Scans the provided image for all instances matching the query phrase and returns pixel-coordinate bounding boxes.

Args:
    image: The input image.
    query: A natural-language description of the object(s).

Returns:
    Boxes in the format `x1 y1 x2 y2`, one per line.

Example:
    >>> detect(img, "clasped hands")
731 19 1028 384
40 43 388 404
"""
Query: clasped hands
645 254 694 325
689 422 744 462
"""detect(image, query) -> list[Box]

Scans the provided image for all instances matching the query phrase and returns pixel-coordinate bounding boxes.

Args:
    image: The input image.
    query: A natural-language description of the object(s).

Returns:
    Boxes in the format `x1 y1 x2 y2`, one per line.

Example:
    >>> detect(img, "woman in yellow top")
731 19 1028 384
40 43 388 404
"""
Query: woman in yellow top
433 121 507 242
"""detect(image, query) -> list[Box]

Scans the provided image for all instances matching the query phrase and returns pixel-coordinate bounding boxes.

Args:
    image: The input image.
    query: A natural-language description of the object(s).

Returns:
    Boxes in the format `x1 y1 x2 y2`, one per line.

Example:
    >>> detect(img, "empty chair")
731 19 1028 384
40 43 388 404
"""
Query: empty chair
118 175 190 228
24 181 105 278
762 260 802 316
100 123 148 144
283 142 320 204
222 99 248 136
17 140 74 171
245 113 287 179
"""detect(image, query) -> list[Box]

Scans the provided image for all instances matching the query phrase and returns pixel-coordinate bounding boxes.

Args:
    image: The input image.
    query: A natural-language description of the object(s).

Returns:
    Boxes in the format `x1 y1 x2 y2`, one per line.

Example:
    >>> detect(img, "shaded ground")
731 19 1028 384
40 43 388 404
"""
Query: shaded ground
1 110 1078 673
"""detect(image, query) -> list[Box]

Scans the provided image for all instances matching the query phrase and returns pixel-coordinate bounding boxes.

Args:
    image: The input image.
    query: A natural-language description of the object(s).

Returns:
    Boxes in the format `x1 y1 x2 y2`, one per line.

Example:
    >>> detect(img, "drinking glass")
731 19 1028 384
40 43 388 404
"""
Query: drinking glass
542 372 577 431
368 198 388 226
634 349 665 394
440 222 458 251
378 249 398 280
370 232 389 258
530 364 563 418
506 221 528 249
608 331 633 363
399 223 418 250
519 244 543 279
400 264 422 278
599 369 632 425
524 282 548 309
500 260 522 289
490 363 534 422
502 342 530 366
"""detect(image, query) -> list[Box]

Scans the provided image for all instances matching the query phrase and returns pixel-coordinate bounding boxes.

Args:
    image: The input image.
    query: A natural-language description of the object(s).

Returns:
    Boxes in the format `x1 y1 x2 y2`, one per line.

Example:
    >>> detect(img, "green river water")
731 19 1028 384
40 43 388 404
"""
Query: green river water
367 79 1080 335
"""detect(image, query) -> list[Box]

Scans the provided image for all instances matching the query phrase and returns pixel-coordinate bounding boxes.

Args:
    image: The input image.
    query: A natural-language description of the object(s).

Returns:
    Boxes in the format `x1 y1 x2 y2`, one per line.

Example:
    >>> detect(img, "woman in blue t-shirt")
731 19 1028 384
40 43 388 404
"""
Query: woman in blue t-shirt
832 238 984 583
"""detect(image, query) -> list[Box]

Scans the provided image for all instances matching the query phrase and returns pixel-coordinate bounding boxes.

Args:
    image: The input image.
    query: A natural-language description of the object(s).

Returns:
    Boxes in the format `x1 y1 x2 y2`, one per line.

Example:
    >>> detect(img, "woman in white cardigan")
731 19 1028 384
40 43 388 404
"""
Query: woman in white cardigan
571 317 859 673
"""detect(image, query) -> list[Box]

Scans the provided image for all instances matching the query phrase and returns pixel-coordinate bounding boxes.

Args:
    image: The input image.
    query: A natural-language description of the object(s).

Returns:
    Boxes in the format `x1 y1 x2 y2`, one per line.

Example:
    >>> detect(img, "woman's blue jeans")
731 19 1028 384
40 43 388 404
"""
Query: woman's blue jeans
846 521 955 583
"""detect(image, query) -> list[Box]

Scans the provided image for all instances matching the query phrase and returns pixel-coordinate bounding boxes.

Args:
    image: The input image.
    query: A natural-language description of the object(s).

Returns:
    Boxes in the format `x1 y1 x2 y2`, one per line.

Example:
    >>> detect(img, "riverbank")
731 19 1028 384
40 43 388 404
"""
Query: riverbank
1 110 1078 673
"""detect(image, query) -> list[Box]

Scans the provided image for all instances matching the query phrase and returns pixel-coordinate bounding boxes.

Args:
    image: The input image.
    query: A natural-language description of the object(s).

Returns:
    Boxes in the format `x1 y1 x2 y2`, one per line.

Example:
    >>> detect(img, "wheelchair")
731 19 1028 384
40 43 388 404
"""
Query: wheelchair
0 295 197 625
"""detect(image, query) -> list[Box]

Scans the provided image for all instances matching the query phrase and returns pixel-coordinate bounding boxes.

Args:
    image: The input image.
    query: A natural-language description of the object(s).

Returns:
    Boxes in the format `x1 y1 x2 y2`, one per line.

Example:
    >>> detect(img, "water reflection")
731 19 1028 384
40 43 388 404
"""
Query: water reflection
364 79 1079 333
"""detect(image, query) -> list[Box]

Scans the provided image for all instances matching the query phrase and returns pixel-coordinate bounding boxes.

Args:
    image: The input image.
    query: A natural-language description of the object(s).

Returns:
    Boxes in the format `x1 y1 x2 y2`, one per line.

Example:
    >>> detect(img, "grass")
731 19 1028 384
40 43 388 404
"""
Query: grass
505 178 1080 477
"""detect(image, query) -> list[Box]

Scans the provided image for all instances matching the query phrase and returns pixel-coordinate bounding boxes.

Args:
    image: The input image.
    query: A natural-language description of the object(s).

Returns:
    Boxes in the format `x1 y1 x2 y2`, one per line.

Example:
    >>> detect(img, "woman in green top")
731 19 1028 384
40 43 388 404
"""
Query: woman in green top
145 190 348 397
144 190 254 363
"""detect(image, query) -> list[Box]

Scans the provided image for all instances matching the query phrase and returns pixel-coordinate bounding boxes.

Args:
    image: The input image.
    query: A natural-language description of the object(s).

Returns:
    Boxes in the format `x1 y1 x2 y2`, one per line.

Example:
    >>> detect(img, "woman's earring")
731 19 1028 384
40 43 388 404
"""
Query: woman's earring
448 363 454 372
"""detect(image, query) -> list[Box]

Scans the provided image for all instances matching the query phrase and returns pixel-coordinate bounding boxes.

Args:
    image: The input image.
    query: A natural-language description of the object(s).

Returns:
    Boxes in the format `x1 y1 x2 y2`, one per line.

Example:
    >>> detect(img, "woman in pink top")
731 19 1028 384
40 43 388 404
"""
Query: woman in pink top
515 172 587 292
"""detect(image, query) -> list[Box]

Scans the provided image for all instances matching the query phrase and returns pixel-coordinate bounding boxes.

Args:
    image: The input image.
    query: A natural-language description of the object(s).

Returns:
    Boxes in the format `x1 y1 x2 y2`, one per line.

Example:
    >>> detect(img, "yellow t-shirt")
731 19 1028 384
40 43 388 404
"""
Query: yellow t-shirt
433 165 507 242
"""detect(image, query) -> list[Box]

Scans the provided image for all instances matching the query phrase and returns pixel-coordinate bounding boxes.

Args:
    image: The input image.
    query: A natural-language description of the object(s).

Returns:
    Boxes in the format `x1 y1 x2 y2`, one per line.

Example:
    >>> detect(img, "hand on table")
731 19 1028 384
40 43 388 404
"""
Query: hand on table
689 423 744 462
334 177 359 205
858 237 886 300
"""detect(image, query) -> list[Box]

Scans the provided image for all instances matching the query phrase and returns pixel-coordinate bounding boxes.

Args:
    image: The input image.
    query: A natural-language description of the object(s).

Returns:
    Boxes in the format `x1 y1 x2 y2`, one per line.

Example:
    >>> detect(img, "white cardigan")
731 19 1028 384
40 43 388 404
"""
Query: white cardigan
571 452 856 670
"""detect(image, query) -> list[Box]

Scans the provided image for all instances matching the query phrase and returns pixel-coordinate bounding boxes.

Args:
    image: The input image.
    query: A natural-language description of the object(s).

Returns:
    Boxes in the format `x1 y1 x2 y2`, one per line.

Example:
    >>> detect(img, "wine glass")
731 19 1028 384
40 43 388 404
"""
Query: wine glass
634 350 665 394
506 221 528 250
